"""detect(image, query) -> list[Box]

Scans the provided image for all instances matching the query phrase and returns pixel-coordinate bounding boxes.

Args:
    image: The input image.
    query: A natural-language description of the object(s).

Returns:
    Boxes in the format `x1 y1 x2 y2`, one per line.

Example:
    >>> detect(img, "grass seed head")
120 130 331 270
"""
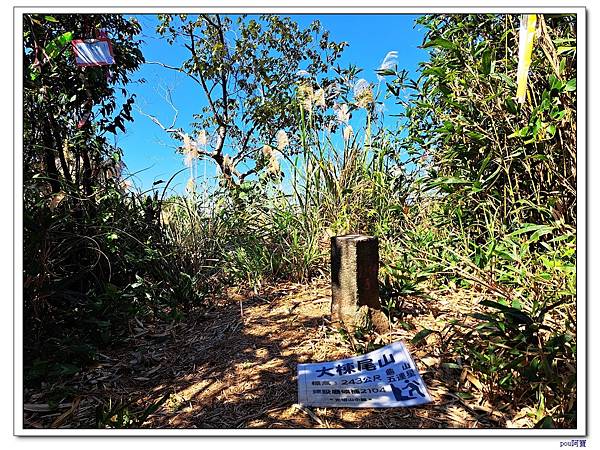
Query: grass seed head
297 82 314 112
377 50 398 80
197 129 208 146
343 125 354 142
276 131 289 151
313 88 326 108
353 79 374 108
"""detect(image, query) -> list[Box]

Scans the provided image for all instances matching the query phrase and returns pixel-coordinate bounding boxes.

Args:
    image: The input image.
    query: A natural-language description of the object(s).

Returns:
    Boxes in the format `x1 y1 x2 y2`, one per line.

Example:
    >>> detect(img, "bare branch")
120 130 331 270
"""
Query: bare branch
145 61 202 86
201 14 219 30
158 85 180 130
136 90 213 160
213 125 227 157
136 107 182 137
136 85 182 134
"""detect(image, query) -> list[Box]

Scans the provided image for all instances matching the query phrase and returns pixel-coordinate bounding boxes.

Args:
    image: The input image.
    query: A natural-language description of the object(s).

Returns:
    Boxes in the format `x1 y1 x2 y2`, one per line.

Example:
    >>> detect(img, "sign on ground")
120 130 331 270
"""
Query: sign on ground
297 341 432 408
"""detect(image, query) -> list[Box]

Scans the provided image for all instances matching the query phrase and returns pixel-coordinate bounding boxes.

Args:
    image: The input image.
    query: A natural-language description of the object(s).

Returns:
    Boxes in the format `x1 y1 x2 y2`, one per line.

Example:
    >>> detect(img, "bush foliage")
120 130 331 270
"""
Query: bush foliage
23 13 577 428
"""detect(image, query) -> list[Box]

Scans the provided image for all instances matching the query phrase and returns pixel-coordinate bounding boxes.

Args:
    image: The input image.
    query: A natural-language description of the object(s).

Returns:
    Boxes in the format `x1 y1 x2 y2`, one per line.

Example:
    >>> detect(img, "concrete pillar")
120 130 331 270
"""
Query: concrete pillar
330 234 388 333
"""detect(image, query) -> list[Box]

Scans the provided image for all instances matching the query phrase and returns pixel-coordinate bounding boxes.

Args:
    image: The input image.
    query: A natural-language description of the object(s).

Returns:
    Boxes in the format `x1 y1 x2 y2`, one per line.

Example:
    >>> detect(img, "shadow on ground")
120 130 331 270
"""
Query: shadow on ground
23 281 514 429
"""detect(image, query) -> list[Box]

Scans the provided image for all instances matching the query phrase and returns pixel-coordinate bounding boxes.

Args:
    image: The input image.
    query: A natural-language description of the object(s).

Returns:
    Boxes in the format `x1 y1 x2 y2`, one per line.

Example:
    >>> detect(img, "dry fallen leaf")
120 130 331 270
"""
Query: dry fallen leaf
466 372 483 391
51 397 80 428
421 356 440 367
48 192 66 210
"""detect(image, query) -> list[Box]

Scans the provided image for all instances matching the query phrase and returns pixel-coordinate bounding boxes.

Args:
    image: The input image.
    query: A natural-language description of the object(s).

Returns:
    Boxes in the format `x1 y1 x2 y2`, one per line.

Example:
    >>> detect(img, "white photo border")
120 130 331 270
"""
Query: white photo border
13 2 587 438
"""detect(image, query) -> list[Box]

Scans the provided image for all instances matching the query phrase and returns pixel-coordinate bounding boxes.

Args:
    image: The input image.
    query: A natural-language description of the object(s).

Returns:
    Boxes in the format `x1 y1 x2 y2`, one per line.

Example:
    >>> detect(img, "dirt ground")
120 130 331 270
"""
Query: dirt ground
23 279 537 429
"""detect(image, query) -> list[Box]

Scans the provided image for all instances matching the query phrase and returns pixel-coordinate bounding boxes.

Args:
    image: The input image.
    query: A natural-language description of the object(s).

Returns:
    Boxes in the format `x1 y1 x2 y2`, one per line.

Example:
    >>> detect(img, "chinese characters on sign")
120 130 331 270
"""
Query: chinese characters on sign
297 341 431 408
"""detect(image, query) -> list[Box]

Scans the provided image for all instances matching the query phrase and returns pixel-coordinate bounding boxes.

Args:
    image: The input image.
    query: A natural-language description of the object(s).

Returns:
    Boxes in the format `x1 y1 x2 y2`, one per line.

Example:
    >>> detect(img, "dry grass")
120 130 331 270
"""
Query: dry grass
23 279 535 429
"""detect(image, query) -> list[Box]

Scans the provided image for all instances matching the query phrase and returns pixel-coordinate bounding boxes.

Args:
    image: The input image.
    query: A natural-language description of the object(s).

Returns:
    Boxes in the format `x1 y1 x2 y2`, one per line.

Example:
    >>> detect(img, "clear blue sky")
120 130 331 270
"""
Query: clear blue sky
115 14 429 194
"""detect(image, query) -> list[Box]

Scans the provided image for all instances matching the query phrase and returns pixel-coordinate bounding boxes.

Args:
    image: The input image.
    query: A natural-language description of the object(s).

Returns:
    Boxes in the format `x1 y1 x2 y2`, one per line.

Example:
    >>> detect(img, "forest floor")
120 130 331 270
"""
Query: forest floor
23 279 537 430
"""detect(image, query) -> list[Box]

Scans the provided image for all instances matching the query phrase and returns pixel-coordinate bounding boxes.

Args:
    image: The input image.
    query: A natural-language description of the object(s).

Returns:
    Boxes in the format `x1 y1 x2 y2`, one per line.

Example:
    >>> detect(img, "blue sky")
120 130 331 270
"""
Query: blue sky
115 14 428 193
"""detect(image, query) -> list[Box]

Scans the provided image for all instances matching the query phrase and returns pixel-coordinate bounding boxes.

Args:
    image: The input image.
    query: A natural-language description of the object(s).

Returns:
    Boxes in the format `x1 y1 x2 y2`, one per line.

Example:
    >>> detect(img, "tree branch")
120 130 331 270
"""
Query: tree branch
136 105 211 161
238 166 259 183
232 124 259 166
185 28 224 130
145 61 202 86
215 15 230 124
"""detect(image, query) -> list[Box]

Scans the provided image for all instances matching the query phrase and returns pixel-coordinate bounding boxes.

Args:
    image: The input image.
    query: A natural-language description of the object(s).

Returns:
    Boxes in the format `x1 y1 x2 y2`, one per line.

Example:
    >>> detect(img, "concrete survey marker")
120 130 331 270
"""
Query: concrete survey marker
330 234 388 332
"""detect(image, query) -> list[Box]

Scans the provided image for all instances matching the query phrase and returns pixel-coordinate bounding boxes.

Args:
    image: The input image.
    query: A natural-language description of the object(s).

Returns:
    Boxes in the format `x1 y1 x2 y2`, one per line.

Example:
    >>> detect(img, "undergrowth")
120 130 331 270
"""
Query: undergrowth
23 12 577 429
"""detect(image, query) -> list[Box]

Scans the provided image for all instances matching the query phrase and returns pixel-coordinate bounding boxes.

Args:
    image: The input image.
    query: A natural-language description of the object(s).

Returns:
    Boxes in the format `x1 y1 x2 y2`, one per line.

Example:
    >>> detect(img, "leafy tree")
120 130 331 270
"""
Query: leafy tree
151 14 348 187
392 14 577 427
395 14 576 234
22 14 155 385
23 14 144 195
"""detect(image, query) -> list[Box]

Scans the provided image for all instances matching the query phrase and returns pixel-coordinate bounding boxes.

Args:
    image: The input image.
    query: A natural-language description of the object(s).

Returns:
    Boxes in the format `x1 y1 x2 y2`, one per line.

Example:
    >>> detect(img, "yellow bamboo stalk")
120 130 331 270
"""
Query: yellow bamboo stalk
516 14 538 103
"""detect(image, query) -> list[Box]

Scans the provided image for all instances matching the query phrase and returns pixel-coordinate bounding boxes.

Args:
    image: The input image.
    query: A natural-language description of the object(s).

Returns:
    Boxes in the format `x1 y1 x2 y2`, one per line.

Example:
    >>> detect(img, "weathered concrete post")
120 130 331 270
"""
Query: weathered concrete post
330 234 388 333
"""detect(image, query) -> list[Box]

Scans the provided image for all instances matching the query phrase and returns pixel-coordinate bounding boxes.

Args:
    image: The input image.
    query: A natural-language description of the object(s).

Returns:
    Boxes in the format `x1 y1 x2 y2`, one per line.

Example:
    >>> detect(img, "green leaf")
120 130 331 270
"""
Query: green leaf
509 223 550 237
44 31 74 61
551 109 566 121
508 126 529 139
44 15 59 23
470 181 483 193
534 416 554 429
556 46 575 55
437 83 452 96
441 362 461 369
421 66 445 78
530 154 549 162
476 151 493 178
27 31 71 81
140 394 170 423
54 363 80 376
454 392 474 400
549 75 564 92
429 177 471 187
467 131 486 142
481 49 492 75
375 68 396 78
479 300 534 325
504 97 518 115
411 328 435 345
491 72 516 88
471 313 497 323
564 78 576 92
422 38 456 50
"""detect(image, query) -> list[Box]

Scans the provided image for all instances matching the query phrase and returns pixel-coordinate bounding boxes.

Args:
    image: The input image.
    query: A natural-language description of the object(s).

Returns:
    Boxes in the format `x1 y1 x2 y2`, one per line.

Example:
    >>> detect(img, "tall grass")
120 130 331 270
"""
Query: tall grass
390 13 577 427
139 13 577 427
160 94 415 289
